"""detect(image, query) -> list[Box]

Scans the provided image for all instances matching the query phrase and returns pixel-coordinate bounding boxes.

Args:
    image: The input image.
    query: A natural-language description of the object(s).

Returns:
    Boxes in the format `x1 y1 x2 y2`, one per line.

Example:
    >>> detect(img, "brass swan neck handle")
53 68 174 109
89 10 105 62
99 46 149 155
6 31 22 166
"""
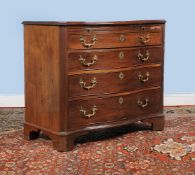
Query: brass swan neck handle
80 105 98 118
79 77 97 90
139 33 150 44
137 50 150 62
80 35 97 48
79 55 98 67
137 98 149 108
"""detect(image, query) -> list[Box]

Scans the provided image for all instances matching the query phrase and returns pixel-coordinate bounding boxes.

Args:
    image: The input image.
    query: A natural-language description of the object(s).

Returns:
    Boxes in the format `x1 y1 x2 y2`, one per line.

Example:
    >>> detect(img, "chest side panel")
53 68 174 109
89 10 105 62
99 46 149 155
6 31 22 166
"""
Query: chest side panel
24 25 63 132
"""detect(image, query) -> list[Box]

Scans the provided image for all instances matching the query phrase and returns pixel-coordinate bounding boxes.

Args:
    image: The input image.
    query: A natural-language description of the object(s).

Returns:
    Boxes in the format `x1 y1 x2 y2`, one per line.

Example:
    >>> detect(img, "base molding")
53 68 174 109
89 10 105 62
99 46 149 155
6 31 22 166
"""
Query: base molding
24 114 164 151
0 94 195 107
24 112 163 136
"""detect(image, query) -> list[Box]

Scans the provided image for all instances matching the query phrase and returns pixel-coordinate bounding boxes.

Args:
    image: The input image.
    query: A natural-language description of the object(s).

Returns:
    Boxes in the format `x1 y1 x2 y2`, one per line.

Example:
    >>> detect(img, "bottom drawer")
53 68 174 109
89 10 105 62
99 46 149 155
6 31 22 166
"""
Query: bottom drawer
68 88 162 129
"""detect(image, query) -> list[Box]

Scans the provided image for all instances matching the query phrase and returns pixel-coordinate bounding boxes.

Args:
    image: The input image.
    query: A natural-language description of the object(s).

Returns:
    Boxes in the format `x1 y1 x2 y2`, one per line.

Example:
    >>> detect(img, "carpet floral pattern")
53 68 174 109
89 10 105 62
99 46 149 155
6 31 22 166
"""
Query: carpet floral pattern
0 106 195 175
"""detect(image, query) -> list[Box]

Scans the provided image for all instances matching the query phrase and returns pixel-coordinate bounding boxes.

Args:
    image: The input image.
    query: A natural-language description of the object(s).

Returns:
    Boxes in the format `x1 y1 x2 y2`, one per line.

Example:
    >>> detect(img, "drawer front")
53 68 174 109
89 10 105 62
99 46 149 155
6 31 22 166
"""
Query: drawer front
68 25 163 33
68 66 161 98
68 88 162 129
68 32 162 50
68 46 163 73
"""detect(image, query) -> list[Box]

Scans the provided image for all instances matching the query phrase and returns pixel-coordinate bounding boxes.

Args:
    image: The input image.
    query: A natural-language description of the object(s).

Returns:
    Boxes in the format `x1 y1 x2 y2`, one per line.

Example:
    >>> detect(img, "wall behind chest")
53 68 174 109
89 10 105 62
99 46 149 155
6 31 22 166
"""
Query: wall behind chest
0 0 195 94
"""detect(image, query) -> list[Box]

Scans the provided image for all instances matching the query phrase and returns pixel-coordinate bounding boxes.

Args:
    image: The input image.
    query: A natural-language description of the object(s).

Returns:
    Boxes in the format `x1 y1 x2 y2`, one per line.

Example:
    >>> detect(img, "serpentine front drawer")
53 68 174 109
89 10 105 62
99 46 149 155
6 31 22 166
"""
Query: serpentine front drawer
68 31 163 50
68 66 162 98
68 88 162 129
67 46 163 73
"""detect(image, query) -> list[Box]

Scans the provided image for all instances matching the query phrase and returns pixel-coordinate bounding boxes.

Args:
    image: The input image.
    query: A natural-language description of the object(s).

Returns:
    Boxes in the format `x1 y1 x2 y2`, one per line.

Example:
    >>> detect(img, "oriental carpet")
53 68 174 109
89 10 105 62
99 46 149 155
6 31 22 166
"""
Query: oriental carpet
0 106 194 175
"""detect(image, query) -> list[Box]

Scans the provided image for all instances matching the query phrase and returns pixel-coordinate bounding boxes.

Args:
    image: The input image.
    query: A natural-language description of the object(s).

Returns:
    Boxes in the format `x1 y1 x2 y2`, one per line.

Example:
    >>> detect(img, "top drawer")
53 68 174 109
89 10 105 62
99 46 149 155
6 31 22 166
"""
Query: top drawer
67 25 163 50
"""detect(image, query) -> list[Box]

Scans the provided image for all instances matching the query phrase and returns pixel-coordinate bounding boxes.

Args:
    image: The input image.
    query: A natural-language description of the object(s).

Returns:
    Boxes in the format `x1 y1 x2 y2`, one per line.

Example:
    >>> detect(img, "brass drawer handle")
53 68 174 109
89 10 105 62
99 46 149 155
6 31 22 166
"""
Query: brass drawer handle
79 77 97 90
80 105 98 118
137 50 150 62
79 55 98 67
80 35 97 48
138 72 150 83
137 98 149 108
139 33 150 44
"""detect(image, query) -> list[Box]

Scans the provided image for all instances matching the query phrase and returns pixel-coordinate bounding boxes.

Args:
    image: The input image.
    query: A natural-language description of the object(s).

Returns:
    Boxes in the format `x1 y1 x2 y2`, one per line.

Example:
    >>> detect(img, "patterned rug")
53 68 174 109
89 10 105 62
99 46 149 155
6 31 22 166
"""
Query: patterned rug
0 108 24 133
0 106 195 175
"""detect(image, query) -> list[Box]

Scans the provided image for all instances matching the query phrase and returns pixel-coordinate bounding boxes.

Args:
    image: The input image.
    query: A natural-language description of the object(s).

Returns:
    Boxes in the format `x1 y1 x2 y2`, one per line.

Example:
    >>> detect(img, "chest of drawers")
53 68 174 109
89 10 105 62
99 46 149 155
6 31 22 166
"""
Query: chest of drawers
23 20 165 151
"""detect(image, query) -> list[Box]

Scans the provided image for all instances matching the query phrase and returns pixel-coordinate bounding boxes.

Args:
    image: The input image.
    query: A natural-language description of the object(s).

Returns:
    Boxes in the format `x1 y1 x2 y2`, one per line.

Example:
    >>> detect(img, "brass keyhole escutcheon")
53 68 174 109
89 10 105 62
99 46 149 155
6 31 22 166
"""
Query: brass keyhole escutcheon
118 51 125 60
118 97 124 105
119 34 126 42
119 72 124 80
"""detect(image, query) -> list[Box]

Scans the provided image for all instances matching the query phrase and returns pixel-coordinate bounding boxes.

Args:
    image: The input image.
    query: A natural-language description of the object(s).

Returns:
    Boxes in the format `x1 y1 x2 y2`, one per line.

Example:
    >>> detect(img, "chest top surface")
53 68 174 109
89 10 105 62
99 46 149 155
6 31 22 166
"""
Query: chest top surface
22 20 166 26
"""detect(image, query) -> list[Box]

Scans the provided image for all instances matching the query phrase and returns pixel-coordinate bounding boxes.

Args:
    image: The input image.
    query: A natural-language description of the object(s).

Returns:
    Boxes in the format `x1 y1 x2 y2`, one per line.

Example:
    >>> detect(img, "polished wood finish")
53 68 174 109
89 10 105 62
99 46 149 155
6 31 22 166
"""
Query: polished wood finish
68 32 162 49
23 20 165 152
67 25 163 33
68 88 162 129
68 66 161 98
22 20 165 26
68 46 163 73
24 25 65 132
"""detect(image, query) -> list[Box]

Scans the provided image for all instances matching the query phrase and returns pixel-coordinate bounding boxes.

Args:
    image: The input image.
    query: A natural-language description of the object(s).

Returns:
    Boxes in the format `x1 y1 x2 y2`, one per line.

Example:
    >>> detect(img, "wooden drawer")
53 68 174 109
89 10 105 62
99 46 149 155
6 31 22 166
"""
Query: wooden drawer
68 46 163 73
68 31 162 50
68 66 161 98
68 88 162 129
68 25 163 33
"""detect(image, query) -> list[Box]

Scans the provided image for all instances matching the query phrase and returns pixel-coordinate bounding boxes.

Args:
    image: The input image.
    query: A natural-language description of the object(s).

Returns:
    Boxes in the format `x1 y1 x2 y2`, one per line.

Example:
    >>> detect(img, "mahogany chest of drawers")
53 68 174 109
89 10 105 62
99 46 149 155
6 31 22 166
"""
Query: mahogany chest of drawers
23 20 165 151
